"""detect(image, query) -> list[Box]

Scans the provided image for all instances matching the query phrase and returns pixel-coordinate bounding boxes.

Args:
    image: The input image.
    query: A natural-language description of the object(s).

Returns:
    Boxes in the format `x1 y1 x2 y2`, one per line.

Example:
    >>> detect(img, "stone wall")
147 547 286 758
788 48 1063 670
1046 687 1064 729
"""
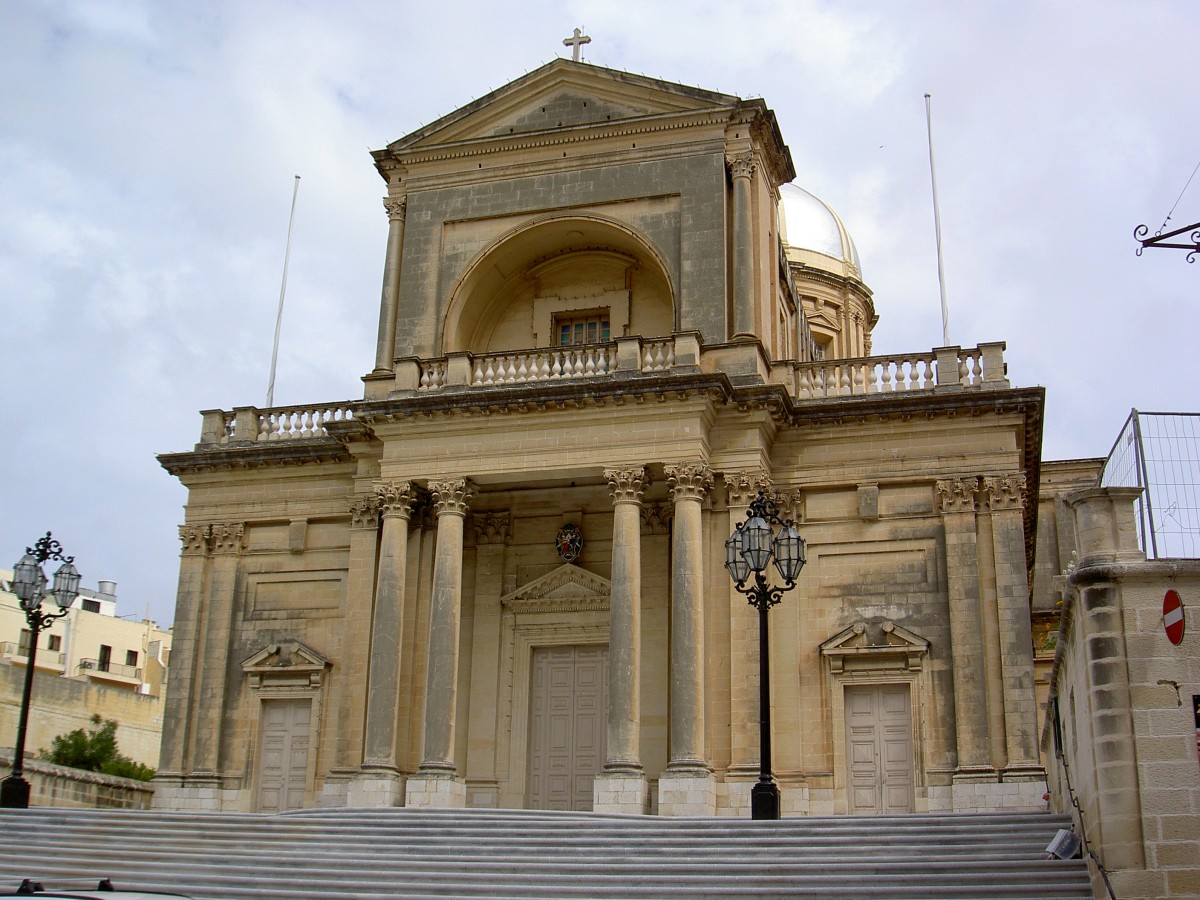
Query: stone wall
1044 486 1200 900
0 750 154 809
0 660 165 766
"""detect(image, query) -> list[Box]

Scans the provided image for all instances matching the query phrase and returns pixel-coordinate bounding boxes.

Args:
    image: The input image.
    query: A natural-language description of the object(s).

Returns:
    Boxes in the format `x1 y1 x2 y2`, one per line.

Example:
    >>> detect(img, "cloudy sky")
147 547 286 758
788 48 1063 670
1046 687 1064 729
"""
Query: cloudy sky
2 0 1196 625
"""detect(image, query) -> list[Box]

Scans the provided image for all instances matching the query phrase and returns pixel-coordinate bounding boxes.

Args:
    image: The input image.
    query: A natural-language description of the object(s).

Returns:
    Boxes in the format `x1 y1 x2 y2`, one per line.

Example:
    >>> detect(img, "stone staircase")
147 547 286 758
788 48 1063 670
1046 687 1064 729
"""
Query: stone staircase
0 807 1093 899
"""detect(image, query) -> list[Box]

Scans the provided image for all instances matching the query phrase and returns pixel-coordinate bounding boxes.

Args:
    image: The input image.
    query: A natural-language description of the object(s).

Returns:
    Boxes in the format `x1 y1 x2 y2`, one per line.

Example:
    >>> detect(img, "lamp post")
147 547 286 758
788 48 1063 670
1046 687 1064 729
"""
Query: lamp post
724 490 805 820
2 533 81 809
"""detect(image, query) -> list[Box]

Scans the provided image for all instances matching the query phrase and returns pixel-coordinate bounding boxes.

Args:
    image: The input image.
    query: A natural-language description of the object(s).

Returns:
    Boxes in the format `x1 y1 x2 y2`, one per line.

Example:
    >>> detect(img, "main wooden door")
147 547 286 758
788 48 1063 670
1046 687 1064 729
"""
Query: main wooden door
256 698 311 812
527 645 608 811
844 683 914 814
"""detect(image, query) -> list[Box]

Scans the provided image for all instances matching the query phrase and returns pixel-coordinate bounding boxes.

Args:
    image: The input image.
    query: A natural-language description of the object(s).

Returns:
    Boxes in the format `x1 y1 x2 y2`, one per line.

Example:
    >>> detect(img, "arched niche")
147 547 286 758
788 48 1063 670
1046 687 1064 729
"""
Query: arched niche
442 214 676 355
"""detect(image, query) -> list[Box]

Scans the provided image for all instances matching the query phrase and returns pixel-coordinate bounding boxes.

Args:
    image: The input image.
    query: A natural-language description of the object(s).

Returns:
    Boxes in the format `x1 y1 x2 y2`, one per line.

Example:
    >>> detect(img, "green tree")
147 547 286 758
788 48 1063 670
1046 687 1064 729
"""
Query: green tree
40 714 155 782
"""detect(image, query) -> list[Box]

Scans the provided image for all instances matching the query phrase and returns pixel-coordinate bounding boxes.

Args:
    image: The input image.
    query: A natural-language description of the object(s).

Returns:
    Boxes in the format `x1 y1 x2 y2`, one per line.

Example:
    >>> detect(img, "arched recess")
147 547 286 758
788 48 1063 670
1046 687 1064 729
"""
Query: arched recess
442 214 676 355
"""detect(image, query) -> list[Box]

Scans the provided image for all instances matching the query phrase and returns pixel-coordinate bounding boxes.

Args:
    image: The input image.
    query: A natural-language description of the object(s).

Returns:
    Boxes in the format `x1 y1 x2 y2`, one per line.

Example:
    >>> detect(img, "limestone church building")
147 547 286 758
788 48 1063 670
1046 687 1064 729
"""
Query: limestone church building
157 59 1079 818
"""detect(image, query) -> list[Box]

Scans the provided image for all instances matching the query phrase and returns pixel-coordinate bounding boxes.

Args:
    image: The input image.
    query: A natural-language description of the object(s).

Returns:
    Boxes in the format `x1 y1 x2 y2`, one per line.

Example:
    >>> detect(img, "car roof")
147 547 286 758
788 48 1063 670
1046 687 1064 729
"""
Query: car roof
3 882 192 899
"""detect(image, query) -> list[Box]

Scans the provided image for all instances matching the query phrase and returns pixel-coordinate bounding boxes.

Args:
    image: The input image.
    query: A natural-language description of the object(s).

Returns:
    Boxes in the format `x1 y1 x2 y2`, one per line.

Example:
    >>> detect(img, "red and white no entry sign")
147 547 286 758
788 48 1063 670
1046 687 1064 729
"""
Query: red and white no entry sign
1163 590 1185 645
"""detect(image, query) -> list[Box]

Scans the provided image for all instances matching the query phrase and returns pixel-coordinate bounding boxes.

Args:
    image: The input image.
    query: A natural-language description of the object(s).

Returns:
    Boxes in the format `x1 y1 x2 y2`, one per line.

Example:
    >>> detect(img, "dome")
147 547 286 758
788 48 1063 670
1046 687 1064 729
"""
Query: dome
778 183 862 278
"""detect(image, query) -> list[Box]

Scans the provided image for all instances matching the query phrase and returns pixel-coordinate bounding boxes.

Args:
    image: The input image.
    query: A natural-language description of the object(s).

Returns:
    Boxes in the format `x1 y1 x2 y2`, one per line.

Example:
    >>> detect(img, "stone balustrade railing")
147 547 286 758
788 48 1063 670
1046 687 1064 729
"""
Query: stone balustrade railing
401 334 692 392
200 403 355 446
787 343 1007 399
194 341 1008 445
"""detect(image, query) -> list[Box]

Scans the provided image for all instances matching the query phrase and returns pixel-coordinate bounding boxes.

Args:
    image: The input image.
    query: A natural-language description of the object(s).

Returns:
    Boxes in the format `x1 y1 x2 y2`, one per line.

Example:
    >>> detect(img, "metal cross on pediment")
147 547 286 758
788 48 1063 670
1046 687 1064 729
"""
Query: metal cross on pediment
1135 220 1200 264
563 27 591 61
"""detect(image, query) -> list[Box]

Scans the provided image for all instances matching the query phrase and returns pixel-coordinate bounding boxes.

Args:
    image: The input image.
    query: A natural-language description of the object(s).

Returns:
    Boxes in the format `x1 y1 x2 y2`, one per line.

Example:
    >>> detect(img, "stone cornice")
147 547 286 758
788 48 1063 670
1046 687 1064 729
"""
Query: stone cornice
158 440 351 476
356 373 734 425
376 107 736 174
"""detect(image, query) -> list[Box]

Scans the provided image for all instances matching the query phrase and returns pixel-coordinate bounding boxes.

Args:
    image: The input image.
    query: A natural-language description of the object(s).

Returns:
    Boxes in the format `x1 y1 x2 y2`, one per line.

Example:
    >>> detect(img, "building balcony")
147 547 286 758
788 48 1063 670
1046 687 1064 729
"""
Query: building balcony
190 337 1011 448
0 641 65 671
77 657 142 686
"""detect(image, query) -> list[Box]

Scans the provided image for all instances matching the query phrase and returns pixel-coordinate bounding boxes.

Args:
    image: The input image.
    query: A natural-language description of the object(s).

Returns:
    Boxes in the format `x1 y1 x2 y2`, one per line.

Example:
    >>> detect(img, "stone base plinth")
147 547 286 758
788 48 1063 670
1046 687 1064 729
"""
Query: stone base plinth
658 769 716 816
347 767 405 807
593 772 648 814
150 775 241 812
405 772 466 808
716 777 808 817
953 771 1047 812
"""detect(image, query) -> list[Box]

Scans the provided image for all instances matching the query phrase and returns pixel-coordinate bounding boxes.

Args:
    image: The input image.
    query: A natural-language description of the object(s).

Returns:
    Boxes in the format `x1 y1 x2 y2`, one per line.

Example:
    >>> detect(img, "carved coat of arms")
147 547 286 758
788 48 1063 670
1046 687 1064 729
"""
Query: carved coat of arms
555 523 583 563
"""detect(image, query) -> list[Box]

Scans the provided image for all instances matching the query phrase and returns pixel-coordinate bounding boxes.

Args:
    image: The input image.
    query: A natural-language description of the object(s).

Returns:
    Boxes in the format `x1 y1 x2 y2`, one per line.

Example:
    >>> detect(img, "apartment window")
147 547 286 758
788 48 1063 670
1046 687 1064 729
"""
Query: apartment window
555 311 610 346
125 650 139 668
18 629 32 657
81 598 101 613
47 634 62 652
98 644 112 673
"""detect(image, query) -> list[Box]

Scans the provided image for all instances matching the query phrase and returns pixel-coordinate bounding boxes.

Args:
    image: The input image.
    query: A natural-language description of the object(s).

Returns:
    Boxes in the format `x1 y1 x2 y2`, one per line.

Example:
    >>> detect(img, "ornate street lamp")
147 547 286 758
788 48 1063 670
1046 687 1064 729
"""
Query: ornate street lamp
725 490 805 820
2 533 81 808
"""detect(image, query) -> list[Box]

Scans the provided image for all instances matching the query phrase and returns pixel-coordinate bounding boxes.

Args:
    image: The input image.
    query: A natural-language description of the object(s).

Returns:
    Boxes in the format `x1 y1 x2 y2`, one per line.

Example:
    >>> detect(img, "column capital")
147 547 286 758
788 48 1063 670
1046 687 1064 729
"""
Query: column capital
981 473 1026 511
429 478 476 517
349 495 381 530
472 512 511 544
726 152 757 180
179 524 210 556
375 480 416 519
641 502 673 535
605 466 649 505
666 463 714 503
936 477 979 514
210 522 245 555
723 469 770 507
382 196 407 221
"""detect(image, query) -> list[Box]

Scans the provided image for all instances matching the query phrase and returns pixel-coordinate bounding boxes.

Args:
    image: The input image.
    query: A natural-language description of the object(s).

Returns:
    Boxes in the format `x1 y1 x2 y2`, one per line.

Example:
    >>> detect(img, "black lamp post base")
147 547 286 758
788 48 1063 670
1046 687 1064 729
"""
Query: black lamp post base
0 774 31 809
750 780 780 820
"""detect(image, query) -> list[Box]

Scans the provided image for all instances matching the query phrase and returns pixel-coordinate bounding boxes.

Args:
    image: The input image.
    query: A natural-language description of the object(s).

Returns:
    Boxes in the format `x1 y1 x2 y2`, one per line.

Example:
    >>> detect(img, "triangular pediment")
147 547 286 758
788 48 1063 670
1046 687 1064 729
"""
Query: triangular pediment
501 562 611 614
242 640 329 674
388 59 740 151
819 620 929 674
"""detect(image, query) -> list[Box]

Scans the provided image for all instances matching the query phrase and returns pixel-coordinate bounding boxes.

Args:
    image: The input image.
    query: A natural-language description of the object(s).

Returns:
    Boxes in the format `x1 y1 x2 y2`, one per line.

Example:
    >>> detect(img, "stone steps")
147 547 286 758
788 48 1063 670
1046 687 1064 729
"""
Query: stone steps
0 807 1093 899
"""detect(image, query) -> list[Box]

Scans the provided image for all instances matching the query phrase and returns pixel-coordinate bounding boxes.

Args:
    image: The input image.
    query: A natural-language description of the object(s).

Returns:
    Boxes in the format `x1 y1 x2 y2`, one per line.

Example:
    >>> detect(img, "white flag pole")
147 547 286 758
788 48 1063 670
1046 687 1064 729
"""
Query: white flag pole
266 175 301 409
924 94 950 347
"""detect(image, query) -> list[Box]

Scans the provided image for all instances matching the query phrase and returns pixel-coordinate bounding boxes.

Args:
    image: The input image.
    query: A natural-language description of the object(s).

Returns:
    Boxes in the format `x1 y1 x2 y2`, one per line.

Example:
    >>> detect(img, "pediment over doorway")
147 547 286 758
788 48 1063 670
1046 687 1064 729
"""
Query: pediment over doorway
241 640 330 690
501 563 611 614
819 620 929 674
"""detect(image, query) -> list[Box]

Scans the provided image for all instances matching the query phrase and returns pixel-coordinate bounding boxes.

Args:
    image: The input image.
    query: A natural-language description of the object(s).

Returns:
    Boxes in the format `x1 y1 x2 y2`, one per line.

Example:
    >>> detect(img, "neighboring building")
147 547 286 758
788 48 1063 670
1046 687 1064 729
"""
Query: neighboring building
158 59 1079 817
1043 413 1200 899
0 570 172 767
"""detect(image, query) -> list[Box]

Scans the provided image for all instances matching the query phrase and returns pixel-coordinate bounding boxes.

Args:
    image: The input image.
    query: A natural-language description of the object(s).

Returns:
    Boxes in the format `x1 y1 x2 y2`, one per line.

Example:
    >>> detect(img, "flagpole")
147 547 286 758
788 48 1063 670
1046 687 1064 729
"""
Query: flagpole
924 94 950 347
266 175 301 409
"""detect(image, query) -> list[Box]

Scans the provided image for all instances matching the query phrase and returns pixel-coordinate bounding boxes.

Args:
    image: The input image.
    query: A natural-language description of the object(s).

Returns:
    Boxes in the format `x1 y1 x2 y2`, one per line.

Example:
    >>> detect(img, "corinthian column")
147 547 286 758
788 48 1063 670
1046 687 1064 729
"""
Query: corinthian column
724 470 770 778
728 153 757 339
348 482 415 806
937 479 994 784
659 463 716 816
332 494 381 798
373 195 406 373
594 467 649 814
192 522 244 785
982 474 1042 776
408 477 475 808
155 525 210 788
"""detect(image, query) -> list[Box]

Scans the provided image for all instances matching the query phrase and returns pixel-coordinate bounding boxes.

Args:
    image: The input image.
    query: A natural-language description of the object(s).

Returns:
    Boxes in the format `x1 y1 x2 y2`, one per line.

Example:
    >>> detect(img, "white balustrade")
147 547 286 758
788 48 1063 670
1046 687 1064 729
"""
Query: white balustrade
470 344 618 386
641 340 675 371
792 352 961 399
419 361 446 390
257 405 355 441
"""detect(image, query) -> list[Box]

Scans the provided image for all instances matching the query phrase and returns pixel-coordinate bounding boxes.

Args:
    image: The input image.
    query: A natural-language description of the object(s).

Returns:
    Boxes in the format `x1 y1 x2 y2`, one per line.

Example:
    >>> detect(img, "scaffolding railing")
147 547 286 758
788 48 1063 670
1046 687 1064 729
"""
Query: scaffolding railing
1100 410 1200 560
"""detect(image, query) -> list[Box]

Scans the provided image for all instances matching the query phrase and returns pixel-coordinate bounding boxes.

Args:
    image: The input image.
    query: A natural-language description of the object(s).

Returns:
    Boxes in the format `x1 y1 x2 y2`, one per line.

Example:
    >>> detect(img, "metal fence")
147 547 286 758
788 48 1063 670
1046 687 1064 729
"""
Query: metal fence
1100 410 1200 559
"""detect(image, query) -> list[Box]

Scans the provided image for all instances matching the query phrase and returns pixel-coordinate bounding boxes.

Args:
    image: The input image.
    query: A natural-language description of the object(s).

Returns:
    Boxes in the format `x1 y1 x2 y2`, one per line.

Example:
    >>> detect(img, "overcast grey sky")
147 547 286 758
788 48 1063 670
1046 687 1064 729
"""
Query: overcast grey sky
2 0 1196 626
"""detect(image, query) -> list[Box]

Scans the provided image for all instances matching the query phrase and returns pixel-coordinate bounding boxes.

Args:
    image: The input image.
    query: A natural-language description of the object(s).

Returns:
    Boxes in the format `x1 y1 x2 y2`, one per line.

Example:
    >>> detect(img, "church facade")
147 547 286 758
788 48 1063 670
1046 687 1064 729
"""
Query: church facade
156 60 1065 817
